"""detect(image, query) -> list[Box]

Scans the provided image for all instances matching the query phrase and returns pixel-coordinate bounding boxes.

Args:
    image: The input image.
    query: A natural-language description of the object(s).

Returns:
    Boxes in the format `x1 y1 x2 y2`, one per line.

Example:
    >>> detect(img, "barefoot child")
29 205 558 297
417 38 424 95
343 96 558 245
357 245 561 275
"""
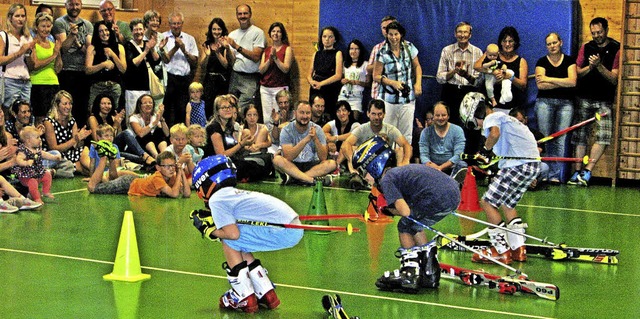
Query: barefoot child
89 124 139 182
14 126 62 204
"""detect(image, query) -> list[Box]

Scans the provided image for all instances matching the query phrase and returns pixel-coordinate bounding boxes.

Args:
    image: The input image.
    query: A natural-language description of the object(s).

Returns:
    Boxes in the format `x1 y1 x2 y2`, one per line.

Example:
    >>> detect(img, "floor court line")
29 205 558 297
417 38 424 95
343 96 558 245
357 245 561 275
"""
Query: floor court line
54 182 635 218
0 247 555 319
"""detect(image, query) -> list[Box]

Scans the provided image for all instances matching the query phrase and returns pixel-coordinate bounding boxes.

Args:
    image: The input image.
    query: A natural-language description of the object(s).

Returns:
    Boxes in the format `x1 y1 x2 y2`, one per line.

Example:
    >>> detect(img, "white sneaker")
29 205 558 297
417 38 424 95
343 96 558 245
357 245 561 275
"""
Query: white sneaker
0 200 19 213
8 197 43 210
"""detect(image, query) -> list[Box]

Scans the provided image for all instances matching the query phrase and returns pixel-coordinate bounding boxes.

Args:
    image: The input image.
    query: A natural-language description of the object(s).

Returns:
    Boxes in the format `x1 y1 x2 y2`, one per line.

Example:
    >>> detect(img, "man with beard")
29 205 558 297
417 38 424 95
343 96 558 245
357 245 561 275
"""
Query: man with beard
272 101 335 186
568 17 620 187
342 99 412 189
53 0 93 128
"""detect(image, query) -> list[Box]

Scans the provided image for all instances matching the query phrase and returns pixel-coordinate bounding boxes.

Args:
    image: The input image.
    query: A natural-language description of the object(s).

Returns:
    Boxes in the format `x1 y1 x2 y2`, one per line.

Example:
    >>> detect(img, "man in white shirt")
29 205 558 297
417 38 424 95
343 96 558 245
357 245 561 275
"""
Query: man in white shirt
227 4 265 112
159 12 198 126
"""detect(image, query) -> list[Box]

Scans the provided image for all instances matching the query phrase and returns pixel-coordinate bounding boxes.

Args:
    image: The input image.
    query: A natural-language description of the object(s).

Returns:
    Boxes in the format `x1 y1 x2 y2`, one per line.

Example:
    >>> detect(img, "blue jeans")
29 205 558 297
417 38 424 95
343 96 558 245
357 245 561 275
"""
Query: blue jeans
114 130 146 163
534 97 573 180
2 78 31 108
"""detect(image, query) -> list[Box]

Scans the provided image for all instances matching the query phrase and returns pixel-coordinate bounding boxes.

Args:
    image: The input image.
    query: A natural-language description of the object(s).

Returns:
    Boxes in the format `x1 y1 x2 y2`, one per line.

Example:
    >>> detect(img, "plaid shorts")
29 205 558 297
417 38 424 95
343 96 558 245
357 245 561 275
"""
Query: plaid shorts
571 98 613 146
483 162 540 209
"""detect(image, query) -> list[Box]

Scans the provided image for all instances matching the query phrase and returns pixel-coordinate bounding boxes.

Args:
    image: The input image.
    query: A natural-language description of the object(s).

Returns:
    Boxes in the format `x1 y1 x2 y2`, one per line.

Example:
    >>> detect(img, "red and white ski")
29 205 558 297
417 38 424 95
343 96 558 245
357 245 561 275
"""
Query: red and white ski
440 263 560 301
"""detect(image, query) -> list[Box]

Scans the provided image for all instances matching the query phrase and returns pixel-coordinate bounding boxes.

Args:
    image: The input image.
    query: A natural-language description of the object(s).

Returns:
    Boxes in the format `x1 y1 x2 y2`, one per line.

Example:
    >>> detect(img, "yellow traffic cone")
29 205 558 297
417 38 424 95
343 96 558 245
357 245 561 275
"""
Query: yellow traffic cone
103 211 151 282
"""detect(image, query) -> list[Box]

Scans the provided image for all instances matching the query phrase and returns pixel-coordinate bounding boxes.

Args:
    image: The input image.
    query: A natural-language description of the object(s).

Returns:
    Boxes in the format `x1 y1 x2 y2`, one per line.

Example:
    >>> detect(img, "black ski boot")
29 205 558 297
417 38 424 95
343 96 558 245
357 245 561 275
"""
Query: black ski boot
419 242 440 288
375 247 422 293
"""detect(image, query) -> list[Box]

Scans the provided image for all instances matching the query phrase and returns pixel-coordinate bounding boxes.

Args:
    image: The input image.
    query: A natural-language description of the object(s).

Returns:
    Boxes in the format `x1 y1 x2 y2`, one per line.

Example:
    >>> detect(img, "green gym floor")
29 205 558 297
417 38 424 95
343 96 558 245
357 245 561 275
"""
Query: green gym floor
0 175 637 319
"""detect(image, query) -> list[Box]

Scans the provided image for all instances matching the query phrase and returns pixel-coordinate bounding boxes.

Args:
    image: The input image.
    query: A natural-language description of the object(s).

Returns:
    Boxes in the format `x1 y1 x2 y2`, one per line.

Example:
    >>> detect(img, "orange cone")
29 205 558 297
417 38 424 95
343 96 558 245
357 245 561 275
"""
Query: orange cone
366 186 393 223
457 168 482 235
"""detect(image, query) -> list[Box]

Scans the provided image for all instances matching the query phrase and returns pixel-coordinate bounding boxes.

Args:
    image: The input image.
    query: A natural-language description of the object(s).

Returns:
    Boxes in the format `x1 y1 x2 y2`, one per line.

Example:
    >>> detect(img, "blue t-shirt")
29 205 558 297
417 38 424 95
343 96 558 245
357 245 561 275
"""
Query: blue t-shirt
280 121 327 163
482 112 540 168
380 164 460 219
418 123 466 165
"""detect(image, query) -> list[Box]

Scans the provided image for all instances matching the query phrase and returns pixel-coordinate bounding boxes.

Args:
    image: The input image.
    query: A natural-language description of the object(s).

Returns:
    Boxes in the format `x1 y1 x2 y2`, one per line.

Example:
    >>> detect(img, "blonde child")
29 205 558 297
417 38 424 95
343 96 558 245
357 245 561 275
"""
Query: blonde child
166 124 196 185
187 124 206 163
89 124 138 182
185 82 207 127
14 126 62 204
481 43 514 107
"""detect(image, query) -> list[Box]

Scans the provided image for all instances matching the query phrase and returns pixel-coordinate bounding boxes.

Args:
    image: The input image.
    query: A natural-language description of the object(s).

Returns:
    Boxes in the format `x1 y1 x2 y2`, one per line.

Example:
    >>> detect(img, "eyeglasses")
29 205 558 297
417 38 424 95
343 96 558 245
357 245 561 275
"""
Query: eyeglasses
99 7 114 14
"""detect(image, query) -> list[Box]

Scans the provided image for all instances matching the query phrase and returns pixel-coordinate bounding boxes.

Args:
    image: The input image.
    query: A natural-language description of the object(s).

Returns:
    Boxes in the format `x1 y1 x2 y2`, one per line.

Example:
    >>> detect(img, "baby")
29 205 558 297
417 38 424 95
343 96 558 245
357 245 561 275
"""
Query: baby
482 43 514 106
14 126 62 204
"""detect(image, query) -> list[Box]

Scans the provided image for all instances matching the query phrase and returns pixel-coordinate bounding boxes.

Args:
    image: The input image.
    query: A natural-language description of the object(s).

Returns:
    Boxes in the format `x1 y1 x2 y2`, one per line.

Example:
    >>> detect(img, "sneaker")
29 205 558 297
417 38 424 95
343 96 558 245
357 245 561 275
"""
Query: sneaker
219 289 258 313
279 171 291 185
472 247 512 265
349 173 365 190
7 197 42 210
257 289 280 310
0 200 19 213
511 246 527 262
567 171 580 185
577 170 591 186
314 175 332 187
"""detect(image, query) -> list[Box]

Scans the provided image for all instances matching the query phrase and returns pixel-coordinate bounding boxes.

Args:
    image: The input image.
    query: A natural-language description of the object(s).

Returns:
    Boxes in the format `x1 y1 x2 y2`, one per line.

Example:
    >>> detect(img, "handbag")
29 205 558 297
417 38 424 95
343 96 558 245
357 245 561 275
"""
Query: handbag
1 31 8 103
131 40 164 99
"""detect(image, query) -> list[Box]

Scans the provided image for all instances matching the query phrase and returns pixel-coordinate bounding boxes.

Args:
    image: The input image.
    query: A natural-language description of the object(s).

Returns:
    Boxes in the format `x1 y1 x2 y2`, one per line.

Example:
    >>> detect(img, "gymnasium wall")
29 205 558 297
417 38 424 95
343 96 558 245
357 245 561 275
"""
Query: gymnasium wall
0 0 624 179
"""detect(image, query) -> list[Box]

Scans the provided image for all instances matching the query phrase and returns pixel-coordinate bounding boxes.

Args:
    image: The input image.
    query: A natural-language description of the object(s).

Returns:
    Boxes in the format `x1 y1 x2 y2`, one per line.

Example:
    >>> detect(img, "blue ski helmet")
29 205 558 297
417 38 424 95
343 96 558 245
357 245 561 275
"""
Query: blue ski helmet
352 136 396 181
193 155 237 200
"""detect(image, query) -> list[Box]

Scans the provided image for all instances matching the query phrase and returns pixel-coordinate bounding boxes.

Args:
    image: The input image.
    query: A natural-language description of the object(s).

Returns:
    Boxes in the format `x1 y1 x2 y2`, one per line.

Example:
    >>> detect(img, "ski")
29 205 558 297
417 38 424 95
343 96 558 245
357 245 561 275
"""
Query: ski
321 294 360 319
440 263 560 301
436 234 619 264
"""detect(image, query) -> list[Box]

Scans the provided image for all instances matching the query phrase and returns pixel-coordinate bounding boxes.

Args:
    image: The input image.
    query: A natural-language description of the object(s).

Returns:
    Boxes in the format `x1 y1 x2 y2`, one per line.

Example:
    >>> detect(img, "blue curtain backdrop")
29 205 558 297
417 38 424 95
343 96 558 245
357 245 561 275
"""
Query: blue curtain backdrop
319 0 578 120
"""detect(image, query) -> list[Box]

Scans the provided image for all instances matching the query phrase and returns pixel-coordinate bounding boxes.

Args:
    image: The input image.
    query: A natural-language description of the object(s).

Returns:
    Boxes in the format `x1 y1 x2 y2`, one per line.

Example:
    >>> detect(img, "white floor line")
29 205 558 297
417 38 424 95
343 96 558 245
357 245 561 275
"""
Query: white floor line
0 247 555 319
51 188 88 195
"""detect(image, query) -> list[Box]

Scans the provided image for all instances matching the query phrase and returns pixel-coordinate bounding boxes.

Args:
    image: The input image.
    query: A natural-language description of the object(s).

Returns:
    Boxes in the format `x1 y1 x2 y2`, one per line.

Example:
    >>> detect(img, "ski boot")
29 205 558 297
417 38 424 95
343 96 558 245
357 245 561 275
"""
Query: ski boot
247 259 280 310
219 261 258 313
472 223 512 264
376 247 422 293
507 217 528 262
419 242 440 288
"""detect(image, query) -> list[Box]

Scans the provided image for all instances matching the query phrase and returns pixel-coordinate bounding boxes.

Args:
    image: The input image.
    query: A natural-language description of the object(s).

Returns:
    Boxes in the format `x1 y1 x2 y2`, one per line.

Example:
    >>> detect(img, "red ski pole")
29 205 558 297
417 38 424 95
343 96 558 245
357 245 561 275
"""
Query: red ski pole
537 112 607 144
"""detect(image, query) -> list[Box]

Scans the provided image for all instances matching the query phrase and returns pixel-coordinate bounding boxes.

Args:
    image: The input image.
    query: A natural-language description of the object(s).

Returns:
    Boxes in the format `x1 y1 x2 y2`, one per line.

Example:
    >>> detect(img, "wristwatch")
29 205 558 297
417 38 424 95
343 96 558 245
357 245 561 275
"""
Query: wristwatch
237 46 243 53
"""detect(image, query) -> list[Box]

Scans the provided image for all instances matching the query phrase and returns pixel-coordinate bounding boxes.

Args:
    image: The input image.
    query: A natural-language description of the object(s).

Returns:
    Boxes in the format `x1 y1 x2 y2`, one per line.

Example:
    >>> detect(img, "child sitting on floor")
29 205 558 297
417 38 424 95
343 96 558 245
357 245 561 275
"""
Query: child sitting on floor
14 126 62 204
187 124 205 164
89 124 139 182
165 123 196 186
87 150 191 198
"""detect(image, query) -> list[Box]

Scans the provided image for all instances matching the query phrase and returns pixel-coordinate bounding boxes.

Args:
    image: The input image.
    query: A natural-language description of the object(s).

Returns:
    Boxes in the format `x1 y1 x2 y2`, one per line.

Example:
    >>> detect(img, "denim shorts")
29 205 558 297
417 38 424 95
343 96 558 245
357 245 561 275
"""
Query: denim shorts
2 77 31 108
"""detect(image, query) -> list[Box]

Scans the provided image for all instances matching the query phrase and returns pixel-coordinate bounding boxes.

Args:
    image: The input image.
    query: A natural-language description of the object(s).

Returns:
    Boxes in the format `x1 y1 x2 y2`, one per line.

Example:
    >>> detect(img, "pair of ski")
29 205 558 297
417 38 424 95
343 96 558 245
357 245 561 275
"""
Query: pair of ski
437 232 619 264
438 213 620 264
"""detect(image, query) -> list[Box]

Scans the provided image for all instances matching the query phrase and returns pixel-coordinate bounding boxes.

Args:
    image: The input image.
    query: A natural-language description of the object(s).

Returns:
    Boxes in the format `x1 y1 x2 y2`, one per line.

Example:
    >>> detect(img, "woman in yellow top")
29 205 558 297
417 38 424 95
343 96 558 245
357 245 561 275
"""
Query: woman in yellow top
28 12 62 124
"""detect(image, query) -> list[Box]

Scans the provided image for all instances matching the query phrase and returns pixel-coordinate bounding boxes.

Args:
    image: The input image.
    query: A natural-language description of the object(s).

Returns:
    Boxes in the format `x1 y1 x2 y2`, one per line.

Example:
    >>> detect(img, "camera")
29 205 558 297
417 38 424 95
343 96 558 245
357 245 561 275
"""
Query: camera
399 84 410 98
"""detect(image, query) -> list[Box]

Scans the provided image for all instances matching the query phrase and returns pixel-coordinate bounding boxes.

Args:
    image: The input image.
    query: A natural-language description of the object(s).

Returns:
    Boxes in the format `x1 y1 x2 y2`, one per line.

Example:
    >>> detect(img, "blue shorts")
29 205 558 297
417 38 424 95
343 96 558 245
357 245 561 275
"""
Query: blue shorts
223 225 303 253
